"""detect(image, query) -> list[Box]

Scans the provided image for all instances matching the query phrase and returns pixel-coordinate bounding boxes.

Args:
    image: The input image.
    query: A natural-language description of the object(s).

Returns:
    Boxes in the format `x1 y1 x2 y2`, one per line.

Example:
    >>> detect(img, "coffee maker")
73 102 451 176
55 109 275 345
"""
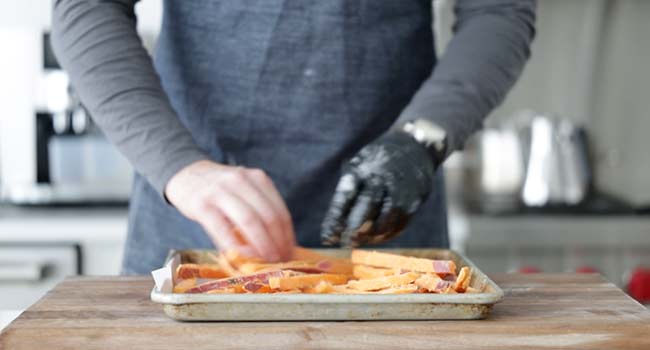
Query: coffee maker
0 33 131 205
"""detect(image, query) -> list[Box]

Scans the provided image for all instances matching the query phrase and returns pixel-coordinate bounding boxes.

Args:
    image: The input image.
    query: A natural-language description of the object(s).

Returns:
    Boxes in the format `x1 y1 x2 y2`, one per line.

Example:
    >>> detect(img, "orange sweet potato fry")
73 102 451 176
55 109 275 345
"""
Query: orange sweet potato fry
206 285 245 294
353 265 402 280
443 286 457 294
331 283 419 294
277 289 302 294
199 264 229 279
186 270 288 293
346 272 420 291
414 274 443 292
173 278 198 293
351 250 457 275
239 261 319 275
176 264 200 280
221 250 265 271
269 273 348 291
291 248 354 275
243 282 273 293
304 281 335 294
374 284 419 294
454 267 471 293
176 264 229 280
215 252 241 277
312 259 354 276
241 260 353 277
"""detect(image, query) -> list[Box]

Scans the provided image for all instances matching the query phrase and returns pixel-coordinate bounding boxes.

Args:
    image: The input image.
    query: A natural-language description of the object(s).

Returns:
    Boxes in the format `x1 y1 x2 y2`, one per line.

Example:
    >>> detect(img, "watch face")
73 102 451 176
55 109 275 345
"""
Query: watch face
403 120 449 163
405 120 446 146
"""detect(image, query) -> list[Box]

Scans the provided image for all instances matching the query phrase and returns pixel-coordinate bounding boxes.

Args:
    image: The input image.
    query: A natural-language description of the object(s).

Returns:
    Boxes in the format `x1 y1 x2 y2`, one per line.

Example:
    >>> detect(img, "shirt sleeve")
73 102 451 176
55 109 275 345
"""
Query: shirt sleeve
51 0 212 197
397 0 536 158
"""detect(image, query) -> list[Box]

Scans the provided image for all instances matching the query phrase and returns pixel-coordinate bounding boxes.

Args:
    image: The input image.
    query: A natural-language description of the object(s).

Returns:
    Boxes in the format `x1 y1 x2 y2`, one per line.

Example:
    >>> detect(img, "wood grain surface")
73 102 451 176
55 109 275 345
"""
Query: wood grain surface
1 274 649 349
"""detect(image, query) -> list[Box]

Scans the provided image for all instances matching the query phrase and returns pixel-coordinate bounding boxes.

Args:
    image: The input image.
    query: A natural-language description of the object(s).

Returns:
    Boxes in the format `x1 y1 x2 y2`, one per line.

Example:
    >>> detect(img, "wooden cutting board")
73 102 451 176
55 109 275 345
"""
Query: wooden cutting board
1 273 649 349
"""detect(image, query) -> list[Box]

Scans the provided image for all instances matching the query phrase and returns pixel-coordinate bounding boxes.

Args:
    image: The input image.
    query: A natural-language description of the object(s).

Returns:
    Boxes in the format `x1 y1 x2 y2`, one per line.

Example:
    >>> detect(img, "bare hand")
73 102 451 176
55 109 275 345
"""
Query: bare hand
165 160 295 262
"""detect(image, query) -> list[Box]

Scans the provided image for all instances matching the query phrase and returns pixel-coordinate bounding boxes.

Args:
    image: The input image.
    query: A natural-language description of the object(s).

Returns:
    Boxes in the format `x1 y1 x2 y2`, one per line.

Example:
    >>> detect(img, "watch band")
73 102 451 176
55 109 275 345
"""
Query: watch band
401 119 449 168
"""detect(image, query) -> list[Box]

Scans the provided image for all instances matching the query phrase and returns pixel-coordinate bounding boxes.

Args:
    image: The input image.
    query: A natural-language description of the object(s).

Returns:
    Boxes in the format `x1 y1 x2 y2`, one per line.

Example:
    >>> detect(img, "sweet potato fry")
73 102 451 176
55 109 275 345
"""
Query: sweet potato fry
239 261 320 275
414 274 454 293
346 272 420 291
269 274 348 291
351 250 457 275
224 249 264 268
241 260 353 276
206 286 245 294
304 281 335 294
443 286 457 294
353 265 402 280
374 284 419 294
176 264 229 280
311 259 354 276
454 267 471 293
291 247 354 275
243 282 273 293
186 270 288 293
211 252 240 277
332 283 419 294
276 289 302 294
173 278 198 293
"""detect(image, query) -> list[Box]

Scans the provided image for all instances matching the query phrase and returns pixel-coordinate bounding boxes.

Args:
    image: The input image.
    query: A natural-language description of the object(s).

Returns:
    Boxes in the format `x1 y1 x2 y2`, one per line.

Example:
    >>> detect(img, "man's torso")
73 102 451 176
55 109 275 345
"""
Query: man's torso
123 0 448 274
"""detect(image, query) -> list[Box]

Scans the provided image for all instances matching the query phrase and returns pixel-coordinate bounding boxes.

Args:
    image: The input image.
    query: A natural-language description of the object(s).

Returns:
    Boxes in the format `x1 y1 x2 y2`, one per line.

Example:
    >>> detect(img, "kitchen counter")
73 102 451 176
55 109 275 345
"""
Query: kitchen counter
1 274 649 349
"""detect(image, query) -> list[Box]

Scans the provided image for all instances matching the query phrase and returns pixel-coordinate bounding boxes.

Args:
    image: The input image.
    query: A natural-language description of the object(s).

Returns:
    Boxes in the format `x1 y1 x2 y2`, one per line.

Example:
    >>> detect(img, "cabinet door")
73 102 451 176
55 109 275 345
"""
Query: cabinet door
0 244 80 310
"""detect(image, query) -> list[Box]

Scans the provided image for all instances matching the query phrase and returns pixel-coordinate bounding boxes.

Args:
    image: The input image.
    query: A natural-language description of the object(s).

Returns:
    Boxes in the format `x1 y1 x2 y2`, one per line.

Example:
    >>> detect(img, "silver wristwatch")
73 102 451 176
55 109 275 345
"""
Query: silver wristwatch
401 119 448 167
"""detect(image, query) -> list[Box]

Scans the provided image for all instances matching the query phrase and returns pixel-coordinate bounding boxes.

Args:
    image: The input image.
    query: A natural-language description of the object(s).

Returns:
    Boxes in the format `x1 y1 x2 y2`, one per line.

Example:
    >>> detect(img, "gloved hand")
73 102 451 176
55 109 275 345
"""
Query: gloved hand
321 131 438 247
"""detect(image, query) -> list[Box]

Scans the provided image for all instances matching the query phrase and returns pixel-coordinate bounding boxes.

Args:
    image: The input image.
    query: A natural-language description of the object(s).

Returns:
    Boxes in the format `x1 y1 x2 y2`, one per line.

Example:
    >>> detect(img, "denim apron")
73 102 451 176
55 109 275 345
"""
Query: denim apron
122 0 448 274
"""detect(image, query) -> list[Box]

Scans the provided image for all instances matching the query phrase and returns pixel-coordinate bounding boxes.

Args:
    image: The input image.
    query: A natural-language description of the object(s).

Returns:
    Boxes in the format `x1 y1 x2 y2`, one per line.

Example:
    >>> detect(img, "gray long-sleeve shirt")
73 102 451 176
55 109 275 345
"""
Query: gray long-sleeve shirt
51 0 535 273
52 0 535 195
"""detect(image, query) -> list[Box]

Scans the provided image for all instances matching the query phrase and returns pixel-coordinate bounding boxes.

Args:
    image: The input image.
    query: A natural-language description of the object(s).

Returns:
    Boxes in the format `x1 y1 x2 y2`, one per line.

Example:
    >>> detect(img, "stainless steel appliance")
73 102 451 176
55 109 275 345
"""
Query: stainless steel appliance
0 33 131 204
461 110 594 213
521 114 591 207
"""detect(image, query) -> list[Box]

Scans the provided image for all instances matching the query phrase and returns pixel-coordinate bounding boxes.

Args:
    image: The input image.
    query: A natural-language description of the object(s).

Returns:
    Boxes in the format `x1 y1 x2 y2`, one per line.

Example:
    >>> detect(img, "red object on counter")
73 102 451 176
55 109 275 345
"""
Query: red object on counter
627 267 650 303
576 266 599 274
518 266 541 274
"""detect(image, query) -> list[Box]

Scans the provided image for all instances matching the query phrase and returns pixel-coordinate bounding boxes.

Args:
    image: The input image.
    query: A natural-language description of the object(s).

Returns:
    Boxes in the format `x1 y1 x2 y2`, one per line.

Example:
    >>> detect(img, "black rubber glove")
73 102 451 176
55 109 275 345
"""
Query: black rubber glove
321 131 438 247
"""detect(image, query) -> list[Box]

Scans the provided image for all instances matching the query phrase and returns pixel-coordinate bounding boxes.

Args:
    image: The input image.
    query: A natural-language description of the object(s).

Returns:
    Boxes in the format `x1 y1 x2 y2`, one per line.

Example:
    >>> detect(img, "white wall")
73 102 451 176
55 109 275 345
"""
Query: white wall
1 0 648 205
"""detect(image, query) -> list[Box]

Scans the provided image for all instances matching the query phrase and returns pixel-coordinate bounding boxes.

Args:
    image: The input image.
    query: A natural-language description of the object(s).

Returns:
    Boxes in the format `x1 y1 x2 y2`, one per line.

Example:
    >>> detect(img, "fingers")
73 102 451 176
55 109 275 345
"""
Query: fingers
244 169 296 257
166 161 295 262
223 171 292 261
372 192 410 244
213 188 282 262
340 178 384 247
194 202 240 252
320 173 361 245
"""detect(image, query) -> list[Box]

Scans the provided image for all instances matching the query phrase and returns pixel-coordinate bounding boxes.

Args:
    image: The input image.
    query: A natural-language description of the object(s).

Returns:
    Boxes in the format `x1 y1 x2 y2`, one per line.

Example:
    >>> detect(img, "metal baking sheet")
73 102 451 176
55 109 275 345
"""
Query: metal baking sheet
150 248 504 321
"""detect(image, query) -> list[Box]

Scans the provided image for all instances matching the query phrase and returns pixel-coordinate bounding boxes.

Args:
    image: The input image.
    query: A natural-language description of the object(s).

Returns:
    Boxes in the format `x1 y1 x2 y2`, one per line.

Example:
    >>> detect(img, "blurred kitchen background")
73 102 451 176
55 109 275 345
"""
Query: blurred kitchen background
1 0 649 328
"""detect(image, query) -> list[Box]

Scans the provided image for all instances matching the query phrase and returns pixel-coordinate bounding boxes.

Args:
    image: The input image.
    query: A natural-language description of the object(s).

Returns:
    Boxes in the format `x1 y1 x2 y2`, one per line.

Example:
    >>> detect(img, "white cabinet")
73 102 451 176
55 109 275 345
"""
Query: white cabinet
0 207 128 311
0 244 79 310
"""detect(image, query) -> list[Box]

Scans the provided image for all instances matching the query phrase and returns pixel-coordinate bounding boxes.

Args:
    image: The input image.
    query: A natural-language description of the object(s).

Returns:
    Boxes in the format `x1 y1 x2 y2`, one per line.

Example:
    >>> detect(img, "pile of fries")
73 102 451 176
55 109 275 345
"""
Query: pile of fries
173 248 477 295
